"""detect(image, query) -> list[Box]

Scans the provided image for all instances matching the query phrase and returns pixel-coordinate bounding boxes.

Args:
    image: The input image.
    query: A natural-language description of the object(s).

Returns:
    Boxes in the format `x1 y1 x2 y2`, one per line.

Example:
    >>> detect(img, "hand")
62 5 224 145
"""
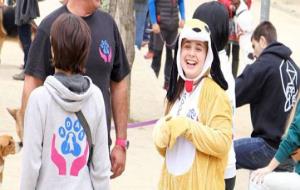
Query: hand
153 115 172 148
251 166 273 184
167 116 190 149
291 148 300 161
110 145 126 179
179 20 185 28
152 24 160 34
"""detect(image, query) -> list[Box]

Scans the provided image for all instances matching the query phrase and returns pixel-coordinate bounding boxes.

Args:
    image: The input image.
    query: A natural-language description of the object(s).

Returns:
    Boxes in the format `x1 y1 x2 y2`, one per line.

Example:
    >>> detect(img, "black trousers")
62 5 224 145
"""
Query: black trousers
225 176 236 190
151 46 173 84
226 42 240 78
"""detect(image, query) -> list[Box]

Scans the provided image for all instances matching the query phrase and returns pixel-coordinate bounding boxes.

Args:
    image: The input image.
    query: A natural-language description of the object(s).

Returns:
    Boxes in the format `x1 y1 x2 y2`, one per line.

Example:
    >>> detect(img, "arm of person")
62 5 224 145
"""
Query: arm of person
20 27 51 138
274 101 300 162
251 157 280 184
90 89 111 189
109 20 130 178
178 0 185 28
291 148 300 161
110 77 128 179
235 61 266 107
166 92 232 158
148 0 157 24
19 75 43 133
20 90 43 189
148 0 160 33
251 102 300 183
152 115 172 157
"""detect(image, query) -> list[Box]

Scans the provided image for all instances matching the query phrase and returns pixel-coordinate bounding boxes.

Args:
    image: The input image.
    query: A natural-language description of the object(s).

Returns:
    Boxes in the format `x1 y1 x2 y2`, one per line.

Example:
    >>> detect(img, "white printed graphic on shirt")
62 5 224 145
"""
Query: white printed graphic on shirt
280 60 298 112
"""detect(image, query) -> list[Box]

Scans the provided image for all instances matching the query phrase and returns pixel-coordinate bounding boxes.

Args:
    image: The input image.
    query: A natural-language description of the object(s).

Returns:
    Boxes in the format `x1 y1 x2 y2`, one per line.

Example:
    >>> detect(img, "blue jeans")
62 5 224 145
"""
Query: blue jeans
134 2 148 49
234 137 294 172
18 24 32 68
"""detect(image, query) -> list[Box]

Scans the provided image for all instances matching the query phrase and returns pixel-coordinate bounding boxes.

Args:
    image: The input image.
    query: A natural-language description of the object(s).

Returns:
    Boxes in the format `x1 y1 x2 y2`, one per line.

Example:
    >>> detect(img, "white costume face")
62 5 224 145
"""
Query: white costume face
176 19 213 82
180 39 208 80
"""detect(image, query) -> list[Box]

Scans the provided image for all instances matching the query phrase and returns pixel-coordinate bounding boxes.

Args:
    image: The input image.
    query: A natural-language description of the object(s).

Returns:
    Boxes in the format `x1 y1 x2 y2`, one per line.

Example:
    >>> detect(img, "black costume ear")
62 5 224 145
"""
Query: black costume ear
210 39 228 90
166 37 180 102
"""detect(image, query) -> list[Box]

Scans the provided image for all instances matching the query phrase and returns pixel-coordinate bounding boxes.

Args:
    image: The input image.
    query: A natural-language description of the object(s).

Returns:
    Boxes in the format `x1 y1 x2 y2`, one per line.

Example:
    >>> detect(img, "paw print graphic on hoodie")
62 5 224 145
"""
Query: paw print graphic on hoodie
58 117 85 156
51 116 89 176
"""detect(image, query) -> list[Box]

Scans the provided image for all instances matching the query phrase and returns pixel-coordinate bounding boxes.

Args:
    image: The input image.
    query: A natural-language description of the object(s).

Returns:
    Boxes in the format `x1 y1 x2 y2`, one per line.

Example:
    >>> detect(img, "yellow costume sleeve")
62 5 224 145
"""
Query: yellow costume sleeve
152 116 172 156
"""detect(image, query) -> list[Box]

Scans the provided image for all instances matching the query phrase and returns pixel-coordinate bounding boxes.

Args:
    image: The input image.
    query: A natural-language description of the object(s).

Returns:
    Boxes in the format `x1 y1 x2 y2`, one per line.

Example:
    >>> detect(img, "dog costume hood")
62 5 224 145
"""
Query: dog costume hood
176 19 213 90
167 19 227 100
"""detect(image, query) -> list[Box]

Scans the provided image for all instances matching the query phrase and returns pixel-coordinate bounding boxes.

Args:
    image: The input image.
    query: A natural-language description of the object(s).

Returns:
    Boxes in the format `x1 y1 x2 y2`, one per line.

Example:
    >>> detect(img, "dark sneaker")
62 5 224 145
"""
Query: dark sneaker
13 71 25 81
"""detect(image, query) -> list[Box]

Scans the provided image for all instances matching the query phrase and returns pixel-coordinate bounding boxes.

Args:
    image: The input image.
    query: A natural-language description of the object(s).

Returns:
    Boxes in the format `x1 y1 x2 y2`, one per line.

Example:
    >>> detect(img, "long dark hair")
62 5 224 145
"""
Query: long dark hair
193 1 229 51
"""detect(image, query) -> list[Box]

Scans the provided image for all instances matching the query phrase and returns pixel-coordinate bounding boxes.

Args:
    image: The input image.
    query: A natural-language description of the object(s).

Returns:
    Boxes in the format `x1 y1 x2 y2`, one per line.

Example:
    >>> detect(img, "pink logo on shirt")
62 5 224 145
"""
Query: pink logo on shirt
99 40 112 63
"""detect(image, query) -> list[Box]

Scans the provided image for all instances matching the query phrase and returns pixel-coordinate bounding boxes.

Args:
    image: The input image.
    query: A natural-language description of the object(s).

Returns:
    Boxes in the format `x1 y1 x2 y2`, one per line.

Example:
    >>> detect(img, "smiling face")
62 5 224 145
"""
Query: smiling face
180 39 208 80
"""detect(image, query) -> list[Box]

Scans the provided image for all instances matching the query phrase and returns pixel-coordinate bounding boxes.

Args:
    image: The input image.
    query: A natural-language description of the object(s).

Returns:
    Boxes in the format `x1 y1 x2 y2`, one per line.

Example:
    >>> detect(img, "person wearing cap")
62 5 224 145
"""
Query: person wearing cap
152 18 232 190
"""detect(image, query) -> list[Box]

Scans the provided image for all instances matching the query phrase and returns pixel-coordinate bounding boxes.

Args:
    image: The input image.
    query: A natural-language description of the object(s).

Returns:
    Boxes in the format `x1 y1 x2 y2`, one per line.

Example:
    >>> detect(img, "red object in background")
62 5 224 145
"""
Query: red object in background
218 0 234 18
245 0 252 9
219 0 252 17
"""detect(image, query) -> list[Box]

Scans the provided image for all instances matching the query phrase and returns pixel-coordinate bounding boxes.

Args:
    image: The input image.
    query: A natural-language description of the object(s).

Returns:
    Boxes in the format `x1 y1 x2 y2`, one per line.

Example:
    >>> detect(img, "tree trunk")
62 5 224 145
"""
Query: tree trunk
109 0 135 66
109 0 135 118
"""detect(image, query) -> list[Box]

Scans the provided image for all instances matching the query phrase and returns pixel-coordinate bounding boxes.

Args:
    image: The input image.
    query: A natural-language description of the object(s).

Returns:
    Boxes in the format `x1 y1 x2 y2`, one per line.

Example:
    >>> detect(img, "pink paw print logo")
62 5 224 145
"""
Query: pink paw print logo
51 117 89 176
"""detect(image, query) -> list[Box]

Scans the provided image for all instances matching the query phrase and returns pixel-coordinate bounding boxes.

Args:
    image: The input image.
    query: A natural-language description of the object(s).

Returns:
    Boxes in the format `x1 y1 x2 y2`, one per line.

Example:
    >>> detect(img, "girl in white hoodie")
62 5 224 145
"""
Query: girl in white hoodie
20 13 111 190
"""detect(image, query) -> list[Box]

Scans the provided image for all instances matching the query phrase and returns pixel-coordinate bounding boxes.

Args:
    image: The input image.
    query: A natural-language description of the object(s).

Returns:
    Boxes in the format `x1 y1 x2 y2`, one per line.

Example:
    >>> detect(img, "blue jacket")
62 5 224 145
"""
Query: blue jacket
148 0 185 29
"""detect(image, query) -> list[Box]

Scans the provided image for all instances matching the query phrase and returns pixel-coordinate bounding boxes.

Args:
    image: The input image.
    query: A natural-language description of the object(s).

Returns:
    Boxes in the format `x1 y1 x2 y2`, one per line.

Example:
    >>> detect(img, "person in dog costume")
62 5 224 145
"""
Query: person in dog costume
153 19 232 190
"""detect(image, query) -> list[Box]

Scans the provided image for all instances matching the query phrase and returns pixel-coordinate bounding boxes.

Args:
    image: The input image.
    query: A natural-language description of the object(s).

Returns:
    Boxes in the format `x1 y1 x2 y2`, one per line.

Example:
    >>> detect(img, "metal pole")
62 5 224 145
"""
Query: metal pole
260 0 271 22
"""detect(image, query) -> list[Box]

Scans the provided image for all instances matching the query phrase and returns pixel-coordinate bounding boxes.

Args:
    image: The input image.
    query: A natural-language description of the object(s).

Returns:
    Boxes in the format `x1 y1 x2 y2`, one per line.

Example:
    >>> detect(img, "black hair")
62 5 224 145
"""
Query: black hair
193 1 229 51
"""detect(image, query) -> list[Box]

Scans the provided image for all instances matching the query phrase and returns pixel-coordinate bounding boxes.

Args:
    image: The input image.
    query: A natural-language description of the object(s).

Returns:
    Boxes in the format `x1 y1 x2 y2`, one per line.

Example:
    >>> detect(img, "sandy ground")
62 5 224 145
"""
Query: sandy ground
0 0 300 189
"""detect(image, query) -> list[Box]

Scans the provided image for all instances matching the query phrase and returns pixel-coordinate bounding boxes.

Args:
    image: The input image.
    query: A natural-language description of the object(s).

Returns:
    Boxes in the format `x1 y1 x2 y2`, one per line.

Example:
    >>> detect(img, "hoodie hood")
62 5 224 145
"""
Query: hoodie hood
44 75 93 112
261 42 292 60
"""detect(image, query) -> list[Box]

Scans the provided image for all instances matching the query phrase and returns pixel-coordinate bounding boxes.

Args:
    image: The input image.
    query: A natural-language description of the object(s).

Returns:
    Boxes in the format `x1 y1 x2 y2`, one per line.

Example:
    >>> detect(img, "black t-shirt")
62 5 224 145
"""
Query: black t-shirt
25 6 130 144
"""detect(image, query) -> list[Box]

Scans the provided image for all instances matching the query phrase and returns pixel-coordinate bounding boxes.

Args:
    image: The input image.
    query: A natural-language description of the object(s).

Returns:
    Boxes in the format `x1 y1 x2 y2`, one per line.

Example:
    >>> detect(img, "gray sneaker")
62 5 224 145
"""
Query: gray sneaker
13 71 25 81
